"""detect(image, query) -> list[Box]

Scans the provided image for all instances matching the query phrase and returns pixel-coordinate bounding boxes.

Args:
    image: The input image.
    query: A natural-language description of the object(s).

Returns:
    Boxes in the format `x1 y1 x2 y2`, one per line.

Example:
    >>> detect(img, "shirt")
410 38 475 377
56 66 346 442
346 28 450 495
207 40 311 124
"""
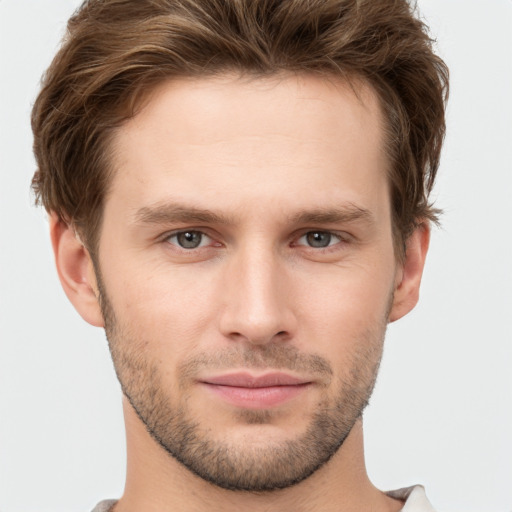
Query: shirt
91 485 436 511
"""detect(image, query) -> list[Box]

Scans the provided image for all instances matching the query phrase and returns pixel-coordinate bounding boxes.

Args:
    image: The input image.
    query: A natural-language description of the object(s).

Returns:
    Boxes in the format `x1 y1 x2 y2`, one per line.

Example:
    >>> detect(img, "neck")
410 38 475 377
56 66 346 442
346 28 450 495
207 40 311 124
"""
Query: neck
115 398 402 512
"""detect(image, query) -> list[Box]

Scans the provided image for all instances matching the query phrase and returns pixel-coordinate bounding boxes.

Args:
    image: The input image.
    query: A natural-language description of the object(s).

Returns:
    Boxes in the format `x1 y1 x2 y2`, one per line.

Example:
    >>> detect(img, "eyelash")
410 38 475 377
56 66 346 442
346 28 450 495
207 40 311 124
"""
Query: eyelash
163 230 217 250
294 231 346 249
162 229 350 252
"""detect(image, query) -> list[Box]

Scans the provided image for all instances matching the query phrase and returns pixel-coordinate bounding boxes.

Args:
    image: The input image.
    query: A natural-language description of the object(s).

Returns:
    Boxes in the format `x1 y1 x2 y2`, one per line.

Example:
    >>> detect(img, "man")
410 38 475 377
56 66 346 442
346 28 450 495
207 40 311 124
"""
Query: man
31 0 448 510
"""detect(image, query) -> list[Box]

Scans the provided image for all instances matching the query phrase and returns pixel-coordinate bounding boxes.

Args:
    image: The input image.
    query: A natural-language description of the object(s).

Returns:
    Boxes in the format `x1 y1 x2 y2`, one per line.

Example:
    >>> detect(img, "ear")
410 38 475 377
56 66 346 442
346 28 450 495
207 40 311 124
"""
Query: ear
50 213 104 327
389 223 430 323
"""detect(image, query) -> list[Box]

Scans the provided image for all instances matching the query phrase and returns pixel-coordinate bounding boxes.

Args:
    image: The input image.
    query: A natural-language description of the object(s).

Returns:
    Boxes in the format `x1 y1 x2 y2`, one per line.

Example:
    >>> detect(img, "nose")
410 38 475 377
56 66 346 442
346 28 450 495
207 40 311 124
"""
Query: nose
218 243 296 345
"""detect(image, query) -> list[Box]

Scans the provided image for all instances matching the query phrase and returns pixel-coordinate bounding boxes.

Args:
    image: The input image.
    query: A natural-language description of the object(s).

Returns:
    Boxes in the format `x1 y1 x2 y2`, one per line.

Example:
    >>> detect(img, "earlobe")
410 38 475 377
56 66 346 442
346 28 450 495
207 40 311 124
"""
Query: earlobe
50 214 104 327
389 223 430 323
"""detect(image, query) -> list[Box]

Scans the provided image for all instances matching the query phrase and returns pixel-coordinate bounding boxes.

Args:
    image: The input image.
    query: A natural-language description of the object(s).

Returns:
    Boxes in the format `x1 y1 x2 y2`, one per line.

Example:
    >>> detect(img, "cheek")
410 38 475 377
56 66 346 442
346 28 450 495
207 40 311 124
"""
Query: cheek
299 261 394 314
104 262 220 356
293 264 394 349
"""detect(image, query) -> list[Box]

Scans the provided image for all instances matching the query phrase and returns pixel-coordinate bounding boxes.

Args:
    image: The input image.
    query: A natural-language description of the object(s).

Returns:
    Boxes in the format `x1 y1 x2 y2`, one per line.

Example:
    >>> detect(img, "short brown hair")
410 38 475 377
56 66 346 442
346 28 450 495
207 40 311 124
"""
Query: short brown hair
32 0 448 259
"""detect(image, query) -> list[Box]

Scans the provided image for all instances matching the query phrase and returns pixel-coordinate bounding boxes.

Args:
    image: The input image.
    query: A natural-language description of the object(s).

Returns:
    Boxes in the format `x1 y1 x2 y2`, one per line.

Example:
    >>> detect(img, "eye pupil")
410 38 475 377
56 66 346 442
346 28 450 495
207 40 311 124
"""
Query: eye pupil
306 231 331 248
177 231 202 248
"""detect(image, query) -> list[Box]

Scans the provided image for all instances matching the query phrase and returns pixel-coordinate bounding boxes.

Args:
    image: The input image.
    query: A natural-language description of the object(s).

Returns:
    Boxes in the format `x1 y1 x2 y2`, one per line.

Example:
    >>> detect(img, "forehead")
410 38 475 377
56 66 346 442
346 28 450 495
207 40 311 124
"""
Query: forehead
107 73 388 221
117 73 384 154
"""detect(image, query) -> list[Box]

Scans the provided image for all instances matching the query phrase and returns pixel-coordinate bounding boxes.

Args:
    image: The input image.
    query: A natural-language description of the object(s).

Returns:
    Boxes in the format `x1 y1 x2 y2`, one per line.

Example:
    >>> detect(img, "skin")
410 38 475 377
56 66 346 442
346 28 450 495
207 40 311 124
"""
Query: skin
51 73 429 511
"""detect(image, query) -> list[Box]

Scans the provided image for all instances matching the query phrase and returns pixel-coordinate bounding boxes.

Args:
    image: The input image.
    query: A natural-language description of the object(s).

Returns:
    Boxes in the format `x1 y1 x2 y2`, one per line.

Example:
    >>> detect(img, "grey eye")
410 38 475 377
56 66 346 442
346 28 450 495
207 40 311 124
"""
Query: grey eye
175 231 204 249
305 231 332 248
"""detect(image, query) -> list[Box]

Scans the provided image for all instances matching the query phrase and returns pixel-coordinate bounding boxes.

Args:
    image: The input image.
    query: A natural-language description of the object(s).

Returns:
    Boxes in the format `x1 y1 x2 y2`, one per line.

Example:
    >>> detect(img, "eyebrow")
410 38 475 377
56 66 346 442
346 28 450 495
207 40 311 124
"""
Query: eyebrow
288 205 374 226
133 202 374 227
134 203 234 226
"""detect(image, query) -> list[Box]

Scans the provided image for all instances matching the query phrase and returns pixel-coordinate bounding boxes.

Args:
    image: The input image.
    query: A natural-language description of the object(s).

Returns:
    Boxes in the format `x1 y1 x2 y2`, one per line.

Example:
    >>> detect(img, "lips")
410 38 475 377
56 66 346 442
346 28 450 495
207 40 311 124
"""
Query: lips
200 372 311 408
203 372 309 388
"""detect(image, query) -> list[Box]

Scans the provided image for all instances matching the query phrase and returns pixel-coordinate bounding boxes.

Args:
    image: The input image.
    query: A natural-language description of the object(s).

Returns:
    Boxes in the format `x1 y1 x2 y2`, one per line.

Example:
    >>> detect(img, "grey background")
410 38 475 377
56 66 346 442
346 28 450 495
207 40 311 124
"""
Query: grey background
1 0 511 510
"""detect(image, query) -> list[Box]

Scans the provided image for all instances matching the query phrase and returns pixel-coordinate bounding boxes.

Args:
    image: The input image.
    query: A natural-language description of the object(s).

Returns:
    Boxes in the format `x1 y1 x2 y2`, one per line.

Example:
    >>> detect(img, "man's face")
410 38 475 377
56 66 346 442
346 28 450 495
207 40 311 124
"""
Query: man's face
95 74 399 490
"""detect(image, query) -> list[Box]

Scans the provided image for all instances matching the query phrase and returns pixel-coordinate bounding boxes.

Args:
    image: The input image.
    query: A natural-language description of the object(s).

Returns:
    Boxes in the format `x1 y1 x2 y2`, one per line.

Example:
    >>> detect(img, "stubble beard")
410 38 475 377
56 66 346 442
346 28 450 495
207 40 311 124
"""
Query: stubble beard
96 272 388 492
